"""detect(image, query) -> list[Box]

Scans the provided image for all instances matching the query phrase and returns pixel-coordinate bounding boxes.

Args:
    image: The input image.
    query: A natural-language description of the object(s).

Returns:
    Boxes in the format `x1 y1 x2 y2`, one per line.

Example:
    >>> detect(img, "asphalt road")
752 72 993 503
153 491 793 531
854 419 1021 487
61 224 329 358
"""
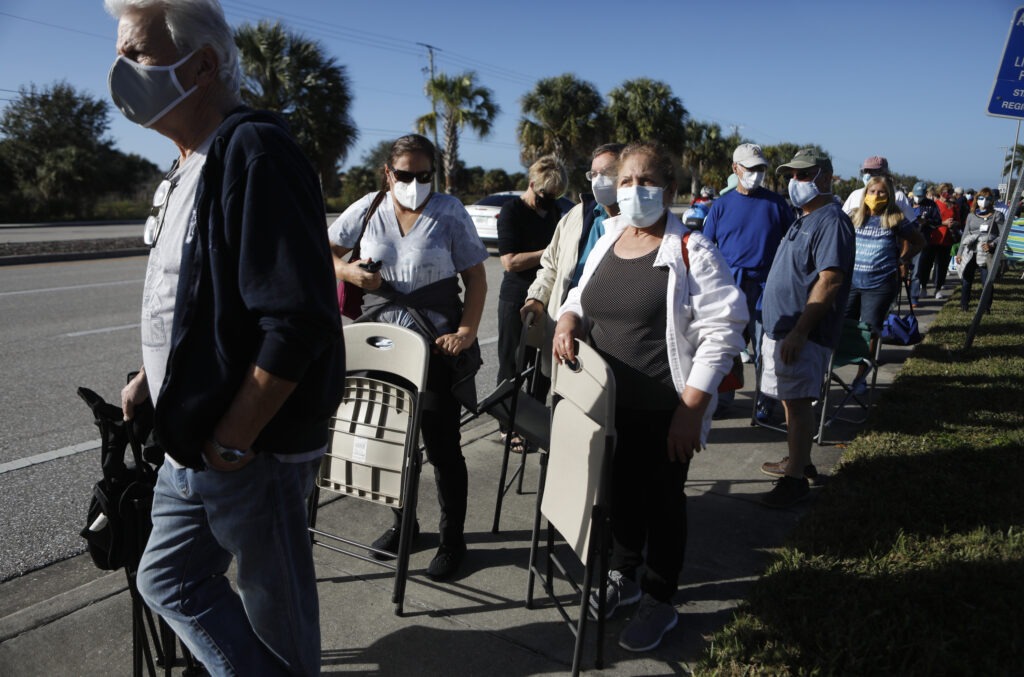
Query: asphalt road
0 253 508 582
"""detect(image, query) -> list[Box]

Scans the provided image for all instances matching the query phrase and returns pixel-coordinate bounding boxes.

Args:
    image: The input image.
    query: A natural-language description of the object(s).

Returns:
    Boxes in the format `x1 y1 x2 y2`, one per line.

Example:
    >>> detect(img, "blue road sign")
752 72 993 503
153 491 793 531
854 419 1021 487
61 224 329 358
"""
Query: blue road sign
988 6 1024 119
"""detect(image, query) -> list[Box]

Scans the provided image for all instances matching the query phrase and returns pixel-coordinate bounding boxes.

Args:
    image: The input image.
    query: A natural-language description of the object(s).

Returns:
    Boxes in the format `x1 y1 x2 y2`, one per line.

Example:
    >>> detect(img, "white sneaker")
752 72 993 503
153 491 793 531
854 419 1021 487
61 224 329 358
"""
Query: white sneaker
935 291 946 300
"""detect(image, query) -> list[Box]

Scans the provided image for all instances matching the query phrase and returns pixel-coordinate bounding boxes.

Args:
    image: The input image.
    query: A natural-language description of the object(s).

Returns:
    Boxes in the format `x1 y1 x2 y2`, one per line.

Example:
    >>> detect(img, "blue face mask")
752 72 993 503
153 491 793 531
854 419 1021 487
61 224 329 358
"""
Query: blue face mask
616 185 665 228
788 169 827 208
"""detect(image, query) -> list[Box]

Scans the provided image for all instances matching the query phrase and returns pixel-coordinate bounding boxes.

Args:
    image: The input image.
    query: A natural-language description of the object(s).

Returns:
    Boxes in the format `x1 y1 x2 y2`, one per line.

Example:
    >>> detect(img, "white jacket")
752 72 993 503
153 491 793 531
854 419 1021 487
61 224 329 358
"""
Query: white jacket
558 210 748 443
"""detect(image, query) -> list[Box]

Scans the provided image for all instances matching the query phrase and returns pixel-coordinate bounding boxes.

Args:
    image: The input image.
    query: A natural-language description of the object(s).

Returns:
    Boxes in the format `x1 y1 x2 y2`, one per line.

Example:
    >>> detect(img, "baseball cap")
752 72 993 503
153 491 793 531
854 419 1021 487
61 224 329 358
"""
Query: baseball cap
733 143 767 168
861 156 889 172
776 148 833 175
912 181 926 197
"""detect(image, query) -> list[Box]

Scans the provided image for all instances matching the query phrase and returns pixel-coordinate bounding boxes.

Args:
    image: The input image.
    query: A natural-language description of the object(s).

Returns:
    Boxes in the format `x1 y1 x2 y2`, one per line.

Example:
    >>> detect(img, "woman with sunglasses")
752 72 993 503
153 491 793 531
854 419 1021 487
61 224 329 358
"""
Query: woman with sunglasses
327 134 488 581
552 141 746 652
495 154 566 452
956 187 1004 313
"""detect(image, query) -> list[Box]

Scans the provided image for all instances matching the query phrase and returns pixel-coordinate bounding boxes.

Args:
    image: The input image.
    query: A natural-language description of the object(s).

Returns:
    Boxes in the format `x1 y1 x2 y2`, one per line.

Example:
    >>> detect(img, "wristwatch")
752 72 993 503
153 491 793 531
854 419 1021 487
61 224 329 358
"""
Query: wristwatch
208 438 248 464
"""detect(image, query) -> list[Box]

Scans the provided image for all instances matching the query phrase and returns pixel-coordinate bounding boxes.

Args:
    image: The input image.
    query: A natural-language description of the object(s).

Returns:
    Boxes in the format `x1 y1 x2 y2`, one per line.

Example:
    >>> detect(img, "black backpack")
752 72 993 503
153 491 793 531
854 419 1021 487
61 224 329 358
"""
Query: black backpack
78 386 160 572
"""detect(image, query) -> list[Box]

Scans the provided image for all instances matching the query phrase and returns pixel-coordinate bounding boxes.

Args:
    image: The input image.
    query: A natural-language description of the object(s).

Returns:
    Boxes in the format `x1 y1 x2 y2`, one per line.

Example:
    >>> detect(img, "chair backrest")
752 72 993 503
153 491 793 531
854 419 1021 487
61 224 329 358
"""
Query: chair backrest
1006 218 1024 263
542 340 616 563
834 319 874 367
318 323 430 507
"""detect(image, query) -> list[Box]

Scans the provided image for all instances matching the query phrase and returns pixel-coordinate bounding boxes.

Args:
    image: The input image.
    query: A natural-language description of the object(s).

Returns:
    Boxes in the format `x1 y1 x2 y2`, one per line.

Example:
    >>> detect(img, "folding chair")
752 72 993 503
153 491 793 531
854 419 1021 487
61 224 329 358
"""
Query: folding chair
525 340 616 677
1005 218 1024 279
816 319 880 443
307 322 430 615
461 310 550 533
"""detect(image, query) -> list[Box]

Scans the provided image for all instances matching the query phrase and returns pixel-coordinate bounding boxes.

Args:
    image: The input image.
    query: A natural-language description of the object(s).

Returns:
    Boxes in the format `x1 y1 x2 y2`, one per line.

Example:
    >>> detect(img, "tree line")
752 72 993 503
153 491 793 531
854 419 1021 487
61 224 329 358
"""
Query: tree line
1 19 935 222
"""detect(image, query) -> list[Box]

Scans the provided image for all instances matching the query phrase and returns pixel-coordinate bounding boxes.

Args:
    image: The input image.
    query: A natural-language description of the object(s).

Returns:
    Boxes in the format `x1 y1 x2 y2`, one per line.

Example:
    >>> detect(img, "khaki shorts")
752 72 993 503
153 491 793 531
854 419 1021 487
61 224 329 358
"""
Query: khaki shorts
760 335 831 401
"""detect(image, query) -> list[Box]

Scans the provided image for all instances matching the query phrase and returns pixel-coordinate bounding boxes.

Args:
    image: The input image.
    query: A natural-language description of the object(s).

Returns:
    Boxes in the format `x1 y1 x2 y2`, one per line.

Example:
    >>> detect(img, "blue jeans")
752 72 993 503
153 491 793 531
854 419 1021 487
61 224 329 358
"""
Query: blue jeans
137 453 321 676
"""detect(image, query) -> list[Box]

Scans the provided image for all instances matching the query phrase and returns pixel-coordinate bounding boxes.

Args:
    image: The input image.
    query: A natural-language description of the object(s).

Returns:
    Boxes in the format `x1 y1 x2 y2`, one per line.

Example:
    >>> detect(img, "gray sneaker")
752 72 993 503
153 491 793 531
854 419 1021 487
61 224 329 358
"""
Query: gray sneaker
618 594 678 652
588 570 641 620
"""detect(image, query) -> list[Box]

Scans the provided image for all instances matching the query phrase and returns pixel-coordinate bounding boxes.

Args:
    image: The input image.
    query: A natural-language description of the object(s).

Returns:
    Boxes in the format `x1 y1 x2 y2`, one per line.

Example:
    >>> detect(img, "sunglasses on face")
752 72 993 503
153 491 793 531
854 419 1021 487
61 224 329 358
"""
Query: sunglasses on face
389 165 434 184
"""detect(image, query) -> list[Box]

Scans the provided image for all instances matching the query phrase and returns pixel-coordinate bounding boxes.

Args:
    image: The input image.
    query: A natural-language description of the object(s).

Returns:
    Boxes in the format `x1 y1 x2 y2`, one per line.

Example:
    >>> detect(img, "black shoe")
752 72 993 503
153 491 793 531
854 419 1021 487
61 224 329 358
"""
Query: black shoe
369 521 419 561
760 476 810 509
426 543 467 580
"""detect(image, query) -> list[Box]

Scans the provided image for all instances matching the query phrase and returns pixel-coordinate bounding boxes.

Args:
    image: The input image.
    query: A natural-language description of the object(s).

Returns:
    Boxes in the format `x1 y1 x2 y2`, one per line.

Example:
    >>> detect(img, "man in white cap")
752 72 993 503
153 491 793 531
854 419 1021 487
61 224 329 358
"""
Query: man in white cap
842 155 915 223
702 143 793 418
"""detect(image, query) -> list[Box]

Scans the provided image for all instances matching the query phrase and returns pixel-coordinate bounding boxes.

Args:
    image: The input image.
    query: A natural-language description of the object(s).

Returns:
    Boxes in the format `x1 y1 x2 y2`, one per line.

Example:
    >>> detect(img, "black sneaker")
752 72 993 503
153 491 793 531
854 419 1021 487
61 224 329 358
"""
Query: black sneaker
426 542 467 580
369 521 419 561
760 457 818 480
760 476 810 509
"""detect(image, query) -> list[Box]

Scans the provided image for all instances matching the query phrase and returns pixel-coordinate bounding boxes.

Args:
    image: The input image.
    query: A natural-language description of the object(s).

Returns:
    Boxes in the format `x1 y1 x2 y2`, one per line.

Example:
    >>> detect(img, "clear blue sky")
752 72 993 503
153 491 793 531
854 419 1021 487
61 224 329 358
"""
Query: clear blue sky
1 0 1021 191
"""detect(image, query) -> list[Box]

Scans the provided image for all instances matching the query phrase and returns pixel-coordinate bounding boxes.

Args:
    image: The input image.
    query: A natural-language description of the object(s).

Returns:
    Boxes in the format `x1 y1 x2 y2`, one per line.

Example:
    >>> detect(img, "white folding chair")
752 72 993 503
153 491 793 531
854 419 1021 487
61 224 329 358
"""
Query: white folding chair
461 311 550 533
525 340 616 676
307 322 430 615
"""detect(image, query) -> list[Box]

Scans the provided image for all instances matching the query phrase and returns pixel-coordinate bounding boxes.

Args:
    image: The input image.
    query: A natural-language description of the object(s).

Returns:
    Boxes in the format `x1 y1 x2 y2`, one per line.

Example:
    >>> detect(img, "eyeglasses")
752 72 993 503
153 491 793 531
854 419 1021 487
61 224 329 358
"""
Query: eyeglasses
388 165 434 184
143 165 179 247
585 169 617 181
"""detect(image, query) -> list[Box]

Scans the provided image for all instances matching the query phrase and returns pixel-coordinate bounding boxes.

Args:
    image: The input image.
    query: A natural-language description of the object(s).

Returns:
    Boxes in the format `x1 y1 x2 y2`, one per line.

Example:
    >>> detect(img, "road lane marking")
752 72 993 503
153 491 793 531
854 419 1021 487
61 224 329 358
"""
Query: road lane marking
0 279 142 298
64 323 139 338
0 440 100 475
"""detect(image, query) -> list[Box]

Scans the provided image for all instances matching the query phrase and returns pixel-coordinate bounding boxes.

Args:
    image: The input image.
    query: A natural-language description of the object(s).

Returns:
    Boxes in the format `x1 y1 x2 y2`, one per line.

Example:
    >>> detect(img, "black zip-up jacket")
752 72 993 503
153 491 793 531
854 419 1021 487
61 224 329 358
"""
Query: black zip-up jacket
155 107 345 469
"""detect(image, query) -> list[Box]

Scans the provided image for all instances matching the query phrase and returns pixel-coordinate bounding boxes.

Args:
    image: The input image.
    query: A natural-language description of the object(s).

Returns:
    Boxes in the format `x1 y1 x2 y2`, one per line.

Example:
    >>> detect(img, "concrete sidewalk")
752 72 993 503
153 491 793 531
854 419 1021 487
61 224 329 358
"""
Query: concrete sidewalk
0 295 942 676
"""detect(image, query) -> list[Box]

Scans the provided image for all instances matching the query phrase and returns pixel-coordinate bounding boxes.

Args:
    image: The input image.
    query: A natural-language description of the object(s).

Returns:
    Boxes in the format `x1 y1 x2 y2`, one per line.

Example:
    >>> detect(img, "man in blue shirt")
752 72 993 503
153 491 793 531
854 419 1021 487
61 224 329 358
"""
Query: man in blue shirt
758 149 855 508
703 143 793 417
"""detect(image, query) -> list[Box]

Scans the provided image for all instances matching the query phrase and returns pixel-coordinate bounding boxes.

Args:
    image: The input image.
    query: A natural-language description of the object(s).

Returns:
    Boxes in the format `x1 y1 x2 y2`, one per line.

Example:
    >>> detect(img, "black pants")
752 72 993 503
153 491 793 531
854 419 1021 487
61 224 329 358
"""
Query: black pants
609 407 690 603
393 355 467 546
959 257 991 312
496 297 550 413
918 243 953 291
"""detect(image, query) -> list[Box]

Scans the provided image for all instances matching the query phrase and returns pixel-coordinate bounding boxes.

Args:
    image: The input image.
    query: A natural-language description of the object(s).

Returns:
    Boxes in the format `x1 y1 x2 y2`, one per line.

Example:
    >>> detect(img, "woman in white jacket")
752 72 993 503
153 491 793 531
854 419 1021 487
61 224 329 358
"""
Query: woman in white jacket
552 142 747 652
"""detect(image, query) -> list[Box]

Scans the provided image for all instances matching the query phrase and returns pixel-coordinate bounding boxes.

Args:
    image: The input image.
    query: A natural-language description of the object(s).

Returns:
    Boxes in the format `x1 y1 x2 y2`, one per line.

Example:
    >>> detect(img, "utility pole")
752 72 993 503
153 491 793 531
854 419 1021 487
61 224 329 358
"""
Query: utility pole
417 42 442 192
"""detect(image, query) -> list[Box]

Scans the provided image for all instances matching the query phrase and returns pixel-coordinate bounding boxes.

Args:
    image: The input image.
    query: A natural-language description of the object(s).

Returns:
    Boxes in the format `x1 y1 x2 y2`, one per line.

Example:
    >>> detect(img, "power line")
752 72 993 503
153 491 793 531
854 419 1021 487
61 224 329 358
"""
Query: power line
0 11 109 41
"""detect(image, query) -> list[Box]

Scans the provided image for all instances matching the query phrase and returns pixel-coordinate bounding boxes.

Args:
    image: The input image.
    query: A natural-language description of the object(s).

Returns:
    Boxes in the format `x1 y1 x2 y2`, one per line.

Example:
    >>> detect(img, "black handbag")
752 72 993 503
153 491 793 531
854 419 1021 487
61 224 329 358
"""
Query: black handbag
405 306 482 411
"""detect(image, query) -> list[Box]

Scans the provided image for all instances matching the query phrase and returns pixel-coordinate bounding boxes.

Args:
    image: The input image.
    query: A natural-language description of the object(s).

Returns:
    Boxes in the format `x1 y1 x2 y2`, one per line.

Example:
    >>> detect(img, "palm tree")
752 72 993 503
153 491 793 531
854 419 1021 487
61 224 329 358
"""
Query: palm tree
606 78 688 156
681 120 733 196
416 71 499 194
517 74 607 191
235 21 357 189
1002 144 1024 188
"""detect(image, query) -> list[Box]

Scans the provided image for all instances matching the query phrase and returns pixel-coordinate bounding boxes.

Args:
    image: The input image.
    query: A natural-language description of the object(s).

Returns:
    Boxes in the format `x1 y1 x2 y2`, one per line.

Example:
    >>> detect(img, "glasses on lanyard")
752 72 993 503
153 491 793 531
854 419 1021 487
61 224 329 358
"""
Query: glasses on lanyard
144 163 180 247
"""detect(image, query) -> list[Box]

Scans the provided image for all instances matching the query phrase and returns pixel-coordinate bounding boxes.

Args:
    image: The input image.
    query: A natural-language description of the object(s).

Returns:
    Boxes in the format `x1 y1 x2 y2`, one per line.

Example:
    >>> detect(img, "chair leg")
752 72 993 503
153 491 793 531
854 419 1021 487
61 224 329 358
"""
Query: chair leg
525 450 549 609
393 445 423 616
491 432 515 534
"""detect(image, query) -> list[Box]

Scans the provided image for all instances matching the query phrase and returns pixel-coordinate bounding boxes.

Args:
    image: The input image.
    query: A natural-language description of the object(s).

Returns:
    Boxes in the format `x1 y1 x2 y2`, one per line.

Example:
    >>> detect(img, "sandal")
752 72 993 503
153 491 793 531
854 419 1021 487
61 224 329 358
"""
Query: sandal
508 434 531 454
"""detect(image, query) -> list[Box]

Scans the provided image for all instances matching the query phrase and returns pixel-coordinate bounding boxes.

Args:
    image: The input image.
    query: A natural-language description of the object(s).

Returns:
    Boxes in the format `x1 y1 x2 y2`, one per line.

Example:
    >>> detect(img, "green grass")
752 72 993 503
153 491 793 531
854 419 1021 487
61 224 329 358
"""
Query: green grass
697 276 1024 676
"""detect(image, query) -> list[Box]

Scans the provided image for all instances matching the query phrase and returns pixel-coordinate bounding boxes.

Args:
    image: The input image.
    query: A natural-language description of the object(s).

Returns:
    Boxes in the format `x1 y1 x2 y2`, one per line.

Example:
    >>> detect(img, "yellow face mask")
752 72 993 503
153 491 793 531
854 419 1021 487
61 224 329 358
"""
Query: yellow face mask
864 194 888 214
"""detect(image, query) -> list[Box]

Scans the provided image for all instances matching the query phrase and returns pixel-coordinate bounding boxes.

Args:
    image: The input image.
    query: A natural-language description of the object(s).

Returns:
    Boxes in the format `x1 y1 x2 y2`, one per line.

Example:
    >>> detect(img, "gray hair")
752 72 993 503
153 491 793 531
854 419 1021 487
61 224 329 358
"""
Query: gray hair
105 0 241 95
591 143 625 161
528 155 567 197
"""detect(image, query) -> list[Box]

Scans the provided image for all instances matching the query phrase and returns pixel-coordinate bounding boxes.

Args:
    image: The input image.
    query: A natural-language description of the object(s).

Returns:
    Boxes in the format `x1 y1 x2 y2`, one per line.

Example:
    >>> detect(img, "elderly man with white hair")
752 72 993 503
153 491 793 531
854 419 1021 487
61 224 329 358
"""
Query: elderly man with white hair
107 0 345 673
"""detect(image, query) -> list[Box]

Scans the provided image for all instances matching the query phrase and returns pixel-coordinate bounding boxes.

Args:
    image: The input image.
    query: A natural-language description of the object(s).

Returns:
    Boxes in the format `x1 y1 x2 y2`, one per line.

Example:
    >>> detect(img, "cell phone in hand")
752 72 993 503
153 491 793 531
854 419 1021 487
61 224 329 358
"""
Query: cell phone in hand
359 259 382 272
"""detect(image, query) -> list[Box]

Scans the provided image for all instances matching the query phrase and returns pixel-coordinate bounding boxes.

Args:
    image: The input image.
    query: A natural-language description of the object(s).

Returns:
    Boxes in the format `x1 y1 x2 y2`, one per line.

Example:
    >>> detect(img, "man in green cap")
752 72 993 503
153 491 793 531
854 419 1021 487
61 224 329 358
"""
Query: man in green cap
757 149 855 508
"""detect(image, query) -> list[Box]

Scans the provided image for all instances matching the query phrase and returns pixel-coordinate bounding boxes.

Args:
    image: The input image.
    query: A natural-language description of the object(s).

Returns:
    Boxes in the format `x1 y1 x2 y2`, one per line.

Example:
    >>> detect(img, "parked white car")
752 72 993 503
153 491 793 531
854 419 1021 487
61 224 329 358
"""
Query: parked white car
466 191 575 244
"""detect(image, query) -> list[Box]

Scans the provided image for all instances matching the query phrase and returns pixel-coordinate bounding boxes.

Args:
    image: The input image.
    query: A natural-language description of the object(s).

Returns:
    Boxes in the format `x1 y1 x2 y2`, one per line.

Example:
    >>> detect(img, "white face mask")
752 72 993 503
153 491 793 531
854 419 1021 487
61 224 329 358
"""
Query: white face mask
616 185 665 228
788 169 828 208
862 173 873 186
392 179 431 210
977 197 991 210
739 170 765 191
591 173 617 206
108 49 198 128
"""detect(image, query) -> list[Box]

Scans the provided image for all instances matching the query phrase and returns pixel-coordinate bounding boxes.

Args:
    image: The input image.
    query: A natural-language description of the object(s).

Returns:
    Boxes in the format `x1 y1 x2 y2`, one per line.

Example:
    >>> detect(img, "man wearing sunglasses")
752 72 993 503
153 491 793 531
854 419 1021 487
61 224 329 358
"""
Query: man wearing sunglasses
758 149 855 509
108 0 344 673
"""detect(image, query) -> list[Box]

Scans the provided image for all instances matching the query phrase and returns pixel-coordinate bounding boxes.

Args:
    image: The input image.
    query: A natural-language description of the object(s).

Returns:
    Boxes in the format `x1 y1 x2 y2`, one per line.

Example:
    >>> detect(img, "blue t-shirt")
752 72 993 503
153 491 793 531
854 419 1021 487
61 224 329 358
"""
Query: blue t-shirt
569 202 609 288
852 217 915 289
762 202 856 349
702 187 793 280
